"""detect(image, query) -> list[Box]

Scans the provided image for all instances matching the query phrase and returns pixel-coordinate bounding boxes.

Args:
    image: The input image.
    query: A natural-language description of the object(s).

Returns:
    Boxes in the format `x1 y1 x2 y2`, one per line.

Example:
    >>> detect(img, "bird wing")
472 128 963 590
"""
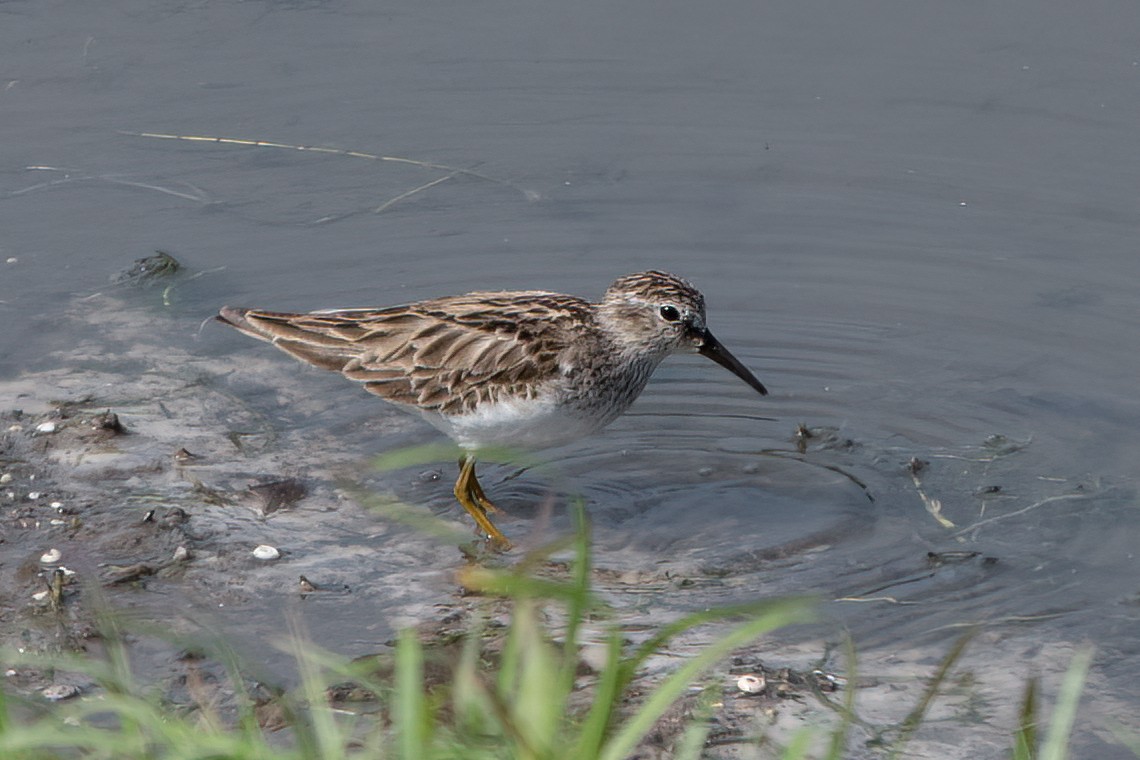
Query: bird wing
219 292 595 415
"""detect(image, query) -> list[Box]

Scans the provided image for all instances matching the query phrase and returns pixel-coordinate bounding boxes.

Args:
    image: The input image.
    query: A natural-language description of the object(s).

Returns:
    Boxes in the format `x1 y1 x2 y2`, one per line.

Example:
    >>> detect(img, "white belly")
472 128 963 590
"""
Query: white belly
419 396 607 452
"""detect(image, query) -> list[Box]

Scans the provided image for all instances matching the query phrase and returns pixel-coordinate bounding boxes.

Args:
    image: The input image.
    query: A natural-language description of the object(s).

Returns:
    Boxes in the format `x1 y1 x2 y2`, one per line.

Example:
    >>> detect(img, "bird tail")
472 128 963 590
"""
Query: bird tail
216 306 262 339
216 307 360 372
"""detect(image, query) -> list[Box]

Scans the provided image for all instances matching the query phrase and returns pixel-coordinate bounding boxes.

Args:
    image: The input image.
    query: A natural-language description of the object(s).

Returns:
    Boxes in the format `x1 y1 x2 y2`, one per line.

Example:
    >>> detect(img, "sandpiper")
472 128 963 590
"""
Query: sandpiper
217 271 767 551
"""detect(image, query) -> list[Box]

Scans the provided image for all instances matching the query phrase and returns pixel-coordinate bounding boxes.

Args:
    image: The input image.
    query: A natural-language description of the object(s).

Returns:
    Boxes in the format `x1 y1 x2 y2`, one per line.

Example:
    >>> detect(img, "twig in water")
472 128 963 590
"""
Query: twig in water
121 130 539 202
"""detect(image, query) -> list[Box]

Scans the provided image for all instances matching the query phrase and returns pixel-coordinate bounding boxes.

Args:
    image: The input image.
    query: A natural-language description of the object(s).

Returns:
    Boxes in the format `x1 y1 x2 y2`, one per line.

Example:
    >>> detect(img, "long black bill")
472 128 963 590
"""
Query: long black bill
698 330 768 396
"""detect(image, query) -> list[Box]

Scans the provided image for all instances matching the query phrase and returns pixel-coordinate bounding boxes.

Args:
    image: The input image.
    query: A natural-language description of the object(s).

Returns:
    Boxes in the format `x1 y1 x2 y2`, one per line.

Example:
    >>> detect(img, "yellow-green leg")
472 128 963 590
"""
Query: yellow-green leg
453 454 512 552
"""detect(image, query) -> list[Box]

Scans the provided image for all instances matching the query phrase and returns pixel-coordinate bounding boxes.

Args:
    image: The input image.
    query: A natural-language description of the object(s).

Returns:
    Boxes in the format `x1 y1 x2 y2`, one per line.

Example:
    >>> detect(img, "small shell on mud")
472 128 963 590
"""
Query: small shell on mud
252 545 280 561
173 447 198 462
40 548 62 564
736 674 767 694
35 422 57 434
41 683 80 701
27 491 41 500
812 669 846 689
172 546 190 562
0 473 12 484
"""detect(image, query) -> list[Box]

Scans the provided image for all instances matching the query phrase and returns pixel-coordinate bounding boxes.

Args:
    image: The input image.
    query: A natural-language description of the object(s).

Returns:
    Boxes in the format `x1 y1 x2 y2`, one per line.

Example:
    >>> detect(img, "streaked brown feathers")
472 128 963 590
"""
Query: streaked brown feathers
218 292 598 415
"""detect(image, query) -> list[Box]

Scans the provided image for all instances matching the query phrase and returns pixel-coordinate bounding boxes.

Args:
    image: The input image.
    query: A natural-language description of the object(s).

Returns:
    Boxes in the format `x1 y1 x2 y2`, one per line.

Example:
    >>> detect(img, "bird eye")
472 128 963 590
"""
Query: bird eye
658 305 681 322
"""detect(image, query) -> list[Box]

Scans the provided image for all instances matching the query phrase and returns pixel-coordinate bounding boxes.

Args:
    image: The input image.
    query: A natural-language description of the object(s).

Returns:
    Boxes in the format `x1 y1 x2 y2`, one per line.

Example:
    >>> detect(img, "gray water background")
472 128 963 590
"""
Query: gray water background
3 1 1139 754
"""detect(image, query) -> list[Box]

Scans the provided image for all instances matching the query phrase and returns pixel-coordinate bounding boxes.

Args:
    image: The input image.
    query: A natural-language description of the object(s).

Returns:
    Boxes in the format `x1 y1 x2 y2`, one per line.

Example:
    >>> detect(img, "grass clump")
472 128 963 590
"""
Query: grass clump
0 509 813 759
0 507 1104 759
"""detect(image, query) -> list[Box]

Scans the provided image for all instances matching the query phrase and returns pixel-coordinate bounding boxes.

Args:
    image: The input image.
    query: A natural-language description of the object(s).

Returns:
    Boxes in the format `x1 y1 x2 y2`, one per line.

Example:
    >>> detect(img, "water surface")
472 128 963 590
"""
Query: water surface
3 1 1139 755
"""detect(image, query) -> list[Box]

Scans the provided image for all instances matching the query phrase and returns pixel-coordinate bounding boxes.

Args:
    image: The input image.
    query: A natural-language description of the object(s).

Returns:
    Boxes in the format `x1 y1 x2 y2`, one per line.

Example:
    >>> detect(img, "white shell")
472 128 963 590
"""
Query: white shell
35 422 57 434
736 674 766 694
252 545 280 561
40 548 62 564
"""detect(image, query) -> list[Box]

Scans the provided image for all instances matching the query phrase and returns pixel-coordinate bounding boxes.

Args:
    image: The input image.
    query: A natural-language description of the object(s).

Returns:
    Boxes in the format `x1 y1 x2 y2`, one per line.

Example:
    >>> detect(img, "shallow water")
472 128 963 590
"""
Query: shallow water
3 0 1140 755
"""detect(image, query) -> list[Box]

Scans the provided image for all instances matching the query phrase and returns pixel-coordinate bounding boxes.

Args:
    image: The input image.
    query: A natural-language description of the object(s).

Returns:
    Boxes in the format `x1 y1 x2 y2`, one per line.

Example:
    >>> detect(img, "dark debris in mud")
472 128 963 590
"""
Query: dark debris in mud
247 477 308 515
111 250 182 288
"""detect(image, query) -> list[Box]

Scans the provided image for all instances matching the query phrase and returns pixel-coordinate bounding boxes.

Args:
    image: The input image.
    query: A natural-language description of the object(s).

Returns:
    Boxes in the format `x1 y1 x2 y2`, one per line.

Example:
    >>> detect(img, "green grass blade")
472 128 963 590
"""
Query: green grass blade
1105 723 1140 756
888 629 974 759
558 504 592 698
290 625 347 760
395 628 430 760
823 635 858 760
511 605 564 756
598 598 815 760
782 727 817 760
0 681 9 741
1040 647 1093 760
459 567 594 606
1012 676 1039 760
628 598 816 676
672 686 718 760
572 630 625 757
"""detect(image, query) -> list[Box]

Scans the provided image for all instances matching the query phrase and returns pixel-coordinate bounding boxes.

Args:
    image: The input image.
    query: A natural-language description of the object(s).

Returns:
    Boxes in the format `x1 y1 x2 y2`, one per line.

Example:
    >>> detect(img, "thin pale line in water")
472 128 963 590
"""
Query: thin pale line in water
623 411 781 423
